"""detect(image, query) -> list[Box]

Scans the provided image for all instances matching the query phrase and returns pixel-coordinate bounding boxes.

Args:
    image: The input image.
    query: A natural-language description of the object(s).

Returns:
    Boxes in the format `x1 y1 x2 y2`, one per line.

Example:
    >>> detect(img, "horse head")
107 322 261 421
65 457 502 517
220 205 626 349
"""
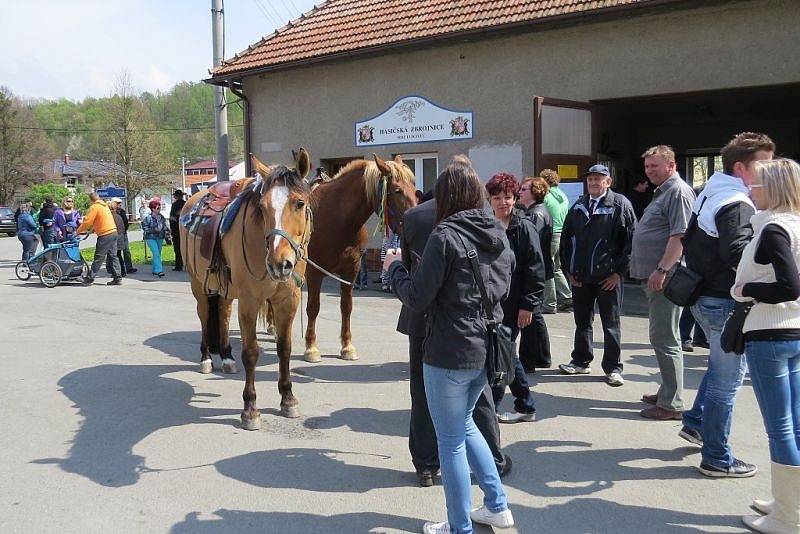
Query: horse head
256 148 312 282
373 154 418 234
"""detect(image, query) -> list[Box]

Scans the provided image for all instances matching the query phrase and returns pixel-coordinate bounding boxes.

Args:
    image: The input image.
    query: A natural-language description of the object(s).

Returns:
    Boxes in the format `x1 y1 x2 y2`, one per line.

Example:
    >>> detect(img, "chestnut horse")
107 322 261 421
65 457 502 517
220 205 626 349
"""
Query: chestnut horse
302 154 417 362
180 150 312 429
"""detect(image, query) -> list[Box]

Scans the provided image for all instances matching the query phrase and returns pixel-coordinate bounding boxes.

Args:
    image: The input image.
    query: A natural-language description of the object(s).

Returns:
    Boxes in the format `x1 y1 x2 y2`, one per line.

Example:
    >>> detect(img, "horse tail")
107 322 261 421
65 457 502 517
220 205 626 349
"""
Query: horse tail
207 294 221 354
257 300 271 331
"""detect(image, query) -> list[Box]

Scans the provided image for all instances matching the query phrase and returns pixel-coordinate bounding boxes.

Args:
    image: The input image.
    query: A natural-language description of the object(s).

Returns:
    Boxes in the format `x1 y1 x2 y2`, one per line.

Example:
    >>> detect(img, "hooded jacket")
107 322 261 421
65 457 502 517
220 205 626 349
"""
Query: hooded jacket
502 208 545 325
685 171 755 298
389 207 514 370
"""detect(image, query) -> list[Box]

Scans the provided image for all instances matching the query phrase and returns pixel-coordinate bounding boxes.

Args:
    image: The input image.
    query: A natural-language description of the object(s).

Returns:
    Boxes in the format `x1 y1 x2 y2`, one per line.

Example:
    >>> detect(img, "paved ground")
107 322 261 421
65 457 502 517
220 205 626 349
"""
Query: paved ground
0 235 770 533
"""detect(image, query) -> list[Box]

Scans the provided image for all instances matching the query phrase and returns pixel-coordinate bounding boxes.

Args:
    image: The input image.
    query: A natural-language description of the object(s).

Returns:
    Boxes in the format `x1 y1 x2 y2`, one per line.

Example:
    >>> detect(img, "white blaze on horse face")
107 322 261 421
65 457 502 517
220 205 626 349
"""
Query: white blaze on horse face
270 185 289 253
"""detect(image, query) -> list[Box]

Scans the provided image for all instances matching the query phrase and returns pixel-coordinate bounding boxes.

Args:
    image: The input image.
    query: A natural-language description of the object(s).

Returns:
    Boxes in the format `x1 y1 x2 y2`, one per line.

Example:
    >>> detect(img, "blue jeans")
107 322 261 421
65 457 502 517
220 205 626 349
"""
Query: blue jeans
683 296 747 468
746 340 800 466
146 238 164 274
423 364 507 533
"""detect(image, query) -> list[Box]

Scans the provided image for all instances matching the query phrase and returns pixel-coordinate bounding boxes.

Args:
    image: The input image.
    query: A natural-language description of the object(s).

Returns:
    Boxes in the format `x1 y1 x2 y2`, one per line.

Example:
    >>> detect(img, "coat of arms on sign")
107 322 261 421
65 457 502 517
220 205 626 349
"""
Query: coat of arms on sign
450 116 469 136
358 125 374 143
395 100 425 122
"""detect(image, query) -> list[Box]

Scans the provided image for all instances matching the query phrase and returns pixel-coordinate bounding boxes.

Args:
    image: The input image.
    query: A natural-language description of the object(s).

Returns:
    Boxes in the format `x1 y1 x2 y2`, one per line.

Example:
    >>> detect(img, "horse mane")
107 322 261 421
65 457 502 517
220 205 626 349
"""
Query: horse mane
331 159 415 204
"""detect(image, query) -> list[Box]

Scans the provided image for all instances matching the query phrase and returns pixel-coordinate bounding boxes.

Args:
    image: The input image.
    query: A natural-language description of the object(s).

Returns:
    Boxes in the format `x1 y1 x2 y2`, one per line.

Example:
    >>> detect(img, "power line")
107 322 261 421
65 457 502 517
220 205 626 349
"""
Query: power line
278 0 299 19
6 124 244 133
251 0 280 27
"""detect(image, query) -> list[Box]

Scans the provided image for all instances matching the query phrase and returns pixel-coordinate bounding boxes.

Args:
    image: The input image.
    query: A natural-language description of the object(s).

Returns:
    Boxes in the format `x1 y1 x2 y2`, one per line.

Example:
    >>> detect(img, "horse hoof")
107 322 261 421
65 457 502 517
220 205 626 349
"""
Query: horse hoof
199 360 213 374
303 348 321 363
266 324 276 336
222 359 238 374
241 413 261 431
340 345 358 361
281 405 301 418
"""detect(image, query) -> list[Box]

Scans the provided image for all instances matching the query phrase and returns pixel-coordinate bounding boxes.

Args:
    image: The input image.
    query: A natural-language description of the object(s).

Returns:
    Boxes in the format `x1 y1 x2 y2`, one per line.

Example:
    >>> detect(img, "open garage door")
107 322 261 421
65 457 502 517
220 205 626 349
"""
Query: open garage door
533 97 595 202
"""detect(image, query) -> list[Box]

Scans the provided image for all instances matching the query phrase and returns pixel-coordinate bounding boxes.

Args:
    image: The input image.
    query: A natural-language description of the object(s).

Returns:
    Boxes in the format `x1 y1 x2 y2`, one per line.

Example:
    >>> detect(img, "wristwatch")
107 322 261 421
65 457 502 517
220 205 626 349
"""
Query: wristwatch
655 265 668 274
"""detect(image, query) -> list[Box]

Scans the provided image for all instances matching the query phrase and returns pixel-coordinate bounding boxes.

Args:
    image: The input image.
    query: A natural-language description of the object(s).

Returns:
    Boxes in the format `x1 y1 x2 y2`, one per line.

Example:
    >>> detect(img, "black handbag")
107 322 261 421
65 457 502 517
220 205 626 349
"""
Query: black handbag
457 233 516 388
664 197 707 306
721 301 754 355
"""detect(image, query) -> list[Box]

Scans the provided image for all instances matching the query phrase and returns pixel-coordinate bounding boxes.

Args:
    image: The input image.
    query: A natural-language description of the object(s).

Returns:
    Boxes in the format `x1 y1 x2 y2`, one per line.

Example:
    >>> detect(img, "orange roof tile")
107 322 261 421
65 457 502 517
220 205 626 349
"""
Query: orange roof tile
213 0 681 78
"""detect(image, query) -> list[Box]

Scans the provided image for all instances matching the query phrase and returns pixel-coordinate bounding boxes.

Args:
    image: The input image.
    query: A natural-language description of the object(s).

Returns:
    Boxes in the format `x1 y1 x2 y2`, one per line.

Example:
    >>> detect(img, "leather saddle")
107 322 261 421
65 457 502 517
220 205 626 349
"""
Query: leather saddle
184 178 253 261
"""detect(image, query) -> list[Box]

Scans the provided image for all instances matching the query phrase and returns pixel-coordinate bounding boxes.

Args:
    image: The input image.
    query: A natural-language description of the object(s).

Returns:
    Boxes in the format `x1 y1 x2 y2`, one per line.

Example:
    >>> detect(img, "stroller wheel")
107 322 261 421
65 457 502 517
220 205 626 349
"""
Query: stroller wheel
40 261 62 288
15 261 31 281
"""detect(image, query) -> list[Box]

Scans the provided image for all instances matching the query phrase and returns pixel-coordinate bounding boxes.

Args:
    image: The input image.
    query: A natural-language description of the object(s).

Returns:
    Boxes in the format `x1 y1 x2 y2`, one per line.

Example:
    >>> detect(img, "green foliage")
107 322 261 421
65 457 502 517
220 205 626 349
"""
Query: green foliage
83 238 175 266
28 183 90 212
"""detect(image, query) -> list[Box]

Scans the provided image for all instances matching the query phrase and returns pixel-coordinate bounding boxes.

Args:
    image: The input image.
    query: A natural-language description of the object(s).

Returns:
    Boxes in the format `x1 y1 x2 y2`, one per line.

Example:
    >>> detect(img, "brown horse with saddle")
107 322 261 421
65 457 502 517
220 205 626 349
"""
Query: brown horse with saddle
179 149 313 430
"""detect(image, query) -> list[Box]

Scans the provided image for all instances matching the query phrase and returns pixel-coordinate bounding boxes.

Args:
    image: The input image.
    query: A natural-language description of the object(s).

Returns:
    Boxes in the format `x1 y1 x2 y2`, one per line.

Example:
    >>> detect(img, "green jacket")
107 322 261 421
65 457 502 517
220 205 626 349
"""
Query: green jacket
543 186 569 232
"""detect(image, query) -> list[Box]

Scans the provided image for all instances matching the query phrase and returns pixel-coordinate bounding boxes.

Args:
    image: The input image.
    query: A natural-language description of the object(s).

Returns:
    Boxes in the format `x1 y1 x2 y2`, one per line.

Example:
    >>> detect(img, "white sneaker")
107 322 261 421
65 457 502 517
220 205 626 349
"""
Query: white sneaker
498 411 536 423
422 520 451 534
470 506 515 528
605 372 625 387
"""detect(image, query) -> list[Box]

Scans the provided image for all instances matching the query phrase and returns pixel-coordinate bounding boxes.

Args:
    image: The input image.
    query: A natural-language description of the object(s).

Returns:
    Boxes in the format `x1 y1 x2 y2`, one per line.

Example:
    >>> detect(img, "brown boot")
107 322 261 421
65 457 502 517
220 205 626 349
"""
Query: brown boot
642 393 658 405
640 405 683 420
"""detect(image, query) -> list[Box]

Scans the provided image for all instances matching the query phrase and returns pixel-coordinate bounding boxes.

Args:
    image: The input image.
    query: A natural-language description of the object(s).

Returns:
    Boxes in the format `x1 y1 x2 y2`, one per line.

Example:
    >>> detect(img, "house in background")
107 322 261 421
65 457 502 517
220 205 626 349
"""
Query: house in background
186 160 245 194
52 154 126 191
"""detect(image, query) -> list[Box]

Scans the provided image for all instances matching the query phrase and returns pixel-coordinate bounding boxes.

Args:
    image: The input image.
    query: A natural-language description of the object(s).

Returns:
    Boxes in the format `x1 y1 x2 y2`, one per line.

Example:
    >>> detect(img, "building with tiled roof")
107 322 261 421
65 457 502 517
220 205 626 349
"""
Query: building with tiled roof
53 154 126 190
208 0 800 219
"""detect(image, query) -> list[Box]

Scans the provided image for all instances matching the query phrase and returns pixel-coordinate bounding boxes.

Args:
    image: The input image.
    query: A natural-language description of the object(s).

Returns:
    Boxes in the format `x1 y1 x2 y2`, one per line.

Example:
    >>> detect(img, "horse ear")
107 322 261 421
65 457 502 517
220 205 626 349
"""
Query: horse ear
373 153 391 176
295 147 311 179
394 154 404 165
251 153 271 177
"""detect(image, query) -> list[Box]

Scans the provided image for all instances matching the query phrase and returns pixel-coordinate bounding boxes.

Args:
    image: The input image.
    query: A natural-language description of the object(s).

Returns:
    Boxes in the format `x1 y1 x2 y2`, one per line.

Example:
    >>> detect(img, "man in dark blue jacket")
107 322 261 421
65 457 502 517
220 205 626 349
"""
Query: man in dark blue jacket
395 199 511 487
559 164 636 386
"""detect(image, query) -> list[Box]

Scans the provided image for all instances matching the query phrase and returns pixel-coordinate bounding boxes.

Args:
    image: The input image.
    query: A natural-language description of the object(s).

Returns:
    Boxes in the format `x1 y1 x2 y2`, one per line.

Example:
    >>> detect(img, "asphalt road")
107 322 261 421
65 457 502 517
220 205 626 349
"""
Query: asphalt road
0 234 771 533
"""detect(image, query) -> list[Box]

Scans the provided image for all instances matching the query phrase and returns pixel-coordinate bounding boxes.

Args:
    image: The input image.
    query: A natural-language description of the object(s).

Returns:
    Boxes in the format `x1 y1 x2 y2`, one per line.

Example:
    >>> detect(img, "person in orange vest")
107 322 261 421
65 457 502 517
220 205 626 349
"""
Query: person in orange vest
77 192 123 285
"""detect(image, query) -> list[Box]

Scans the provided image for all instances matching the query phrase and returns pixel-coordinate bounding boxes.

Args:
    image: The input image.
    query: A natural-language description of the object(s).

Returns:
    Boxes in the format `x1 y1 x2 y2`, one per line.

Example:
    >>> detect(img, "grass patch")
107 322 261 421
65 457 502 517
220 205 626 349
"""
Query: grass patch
83 239 175 266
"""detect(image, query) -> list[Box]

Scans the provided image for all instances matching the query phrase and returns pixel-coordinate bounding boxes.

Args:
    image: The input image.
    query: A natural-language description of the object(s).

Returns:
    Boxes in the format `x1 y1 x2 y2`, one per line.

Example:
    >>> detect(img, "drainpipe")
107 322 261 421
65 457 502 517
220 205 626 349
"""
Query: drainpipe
227 80 252 177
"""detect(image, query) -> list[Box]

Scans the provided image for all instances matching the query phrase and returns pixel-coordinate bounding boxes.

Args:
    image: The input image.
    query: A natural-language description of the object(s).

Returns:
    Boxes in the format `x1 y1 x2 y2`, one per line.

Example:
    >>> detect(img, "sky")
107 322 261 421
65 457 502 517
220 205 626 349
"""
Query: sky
0 0 320 101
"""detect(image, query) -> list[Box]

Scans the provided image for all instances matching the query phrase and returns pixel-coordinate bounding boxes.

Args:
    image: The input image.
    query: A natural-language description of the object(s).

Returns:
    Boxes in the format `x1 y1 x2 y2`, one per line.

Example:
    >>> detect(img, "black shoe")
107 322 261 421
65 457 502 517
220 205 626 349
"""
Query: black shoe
82 277 95 285
678 426 703 446
695 340 710 349
173 267 183 271
498 454 512 478
682 341 694 352
157 272 165 278
127 268 138 274
697 459 757 478
557 300 573 312
417 470 436 487
107 278 122 286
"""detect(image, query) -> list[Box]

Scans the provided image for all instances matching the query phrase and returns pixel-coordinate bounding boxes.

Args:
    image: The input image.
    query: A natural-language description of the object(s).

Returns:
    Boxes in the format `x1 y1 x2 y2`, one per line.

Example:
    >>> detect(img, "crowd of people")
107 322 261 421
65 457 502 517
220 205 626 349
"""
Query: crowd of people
384 133 799 534
14 190 188 283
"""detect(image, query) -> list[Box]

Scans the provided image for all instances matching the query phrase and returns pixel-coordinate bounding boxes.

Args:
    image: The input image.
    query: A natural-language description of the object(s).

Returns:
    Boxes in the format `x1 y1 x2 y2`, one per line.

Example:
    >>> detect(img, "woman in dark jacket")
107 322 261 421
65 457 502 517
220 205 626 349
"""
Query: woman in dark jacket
486 173 546 423
16 202 38 261
384 158 515 534
517 176 553 371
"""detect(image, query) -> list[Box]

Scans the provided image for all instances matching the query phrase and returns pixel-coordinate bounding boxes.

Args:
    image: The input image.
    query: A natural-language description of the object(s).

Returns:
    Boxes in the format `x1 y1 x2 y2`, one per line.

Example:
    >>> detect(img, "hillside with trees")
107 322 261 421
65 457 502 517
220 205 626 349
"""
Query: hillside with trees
0 77 243 205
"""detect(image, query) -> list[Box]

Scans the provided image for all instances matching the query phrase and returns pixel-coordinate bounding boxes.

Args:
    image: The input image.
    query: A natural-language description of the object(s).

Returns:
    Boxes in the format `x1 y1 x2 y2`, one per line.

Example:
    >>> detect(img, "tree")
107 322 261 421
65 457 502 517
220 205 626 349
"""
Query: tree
0 88 55 205
104 72 173 210
28 183 90 212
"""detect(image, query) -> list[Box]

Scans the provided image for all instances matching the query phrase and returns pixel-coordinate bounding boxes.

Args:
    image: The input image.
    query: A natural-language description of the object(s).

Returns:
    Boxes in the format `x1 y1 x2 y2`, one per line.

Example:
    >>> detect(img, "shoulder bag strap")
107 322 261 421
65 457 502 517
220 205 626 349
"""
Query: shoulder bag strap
455 231 496 327
681 195 708 255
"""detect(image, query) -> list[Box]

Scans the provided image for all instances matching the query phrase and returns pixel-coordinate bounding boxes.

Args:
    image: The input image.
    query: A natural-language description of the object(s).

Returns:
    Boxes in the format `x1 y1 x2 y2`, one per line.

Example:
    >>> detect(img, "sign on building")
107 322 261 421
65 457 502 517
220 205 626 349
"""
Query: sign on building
355 95 473 147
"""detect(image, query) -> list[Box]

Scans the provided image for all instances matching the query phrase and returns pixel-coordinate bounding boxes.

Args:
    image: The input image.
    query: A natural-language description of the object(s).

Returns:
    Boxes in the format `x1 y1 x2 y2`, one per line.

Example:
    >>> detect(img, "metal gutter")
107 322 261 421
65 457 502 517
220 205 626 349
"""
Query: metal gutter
226 80 252 177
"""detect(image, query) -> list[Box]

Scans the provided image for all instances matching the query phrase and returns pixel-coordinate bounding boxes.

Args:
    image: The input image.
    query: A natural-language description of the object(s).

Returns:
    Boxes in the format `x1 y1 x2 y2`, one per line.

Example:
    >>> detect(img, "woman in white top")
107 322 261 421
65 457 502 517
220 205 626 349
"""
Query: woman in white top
732 158 800 533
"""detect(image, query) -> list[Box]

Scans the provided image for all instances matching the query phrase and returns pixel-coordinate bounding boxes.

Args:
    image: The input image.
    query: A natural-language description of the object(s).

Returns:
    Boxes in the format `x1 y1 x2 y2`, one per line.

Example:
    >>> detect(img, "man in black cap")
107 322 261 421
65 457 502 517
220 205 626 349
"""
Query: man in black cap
169 190 186 271
559 164 636 387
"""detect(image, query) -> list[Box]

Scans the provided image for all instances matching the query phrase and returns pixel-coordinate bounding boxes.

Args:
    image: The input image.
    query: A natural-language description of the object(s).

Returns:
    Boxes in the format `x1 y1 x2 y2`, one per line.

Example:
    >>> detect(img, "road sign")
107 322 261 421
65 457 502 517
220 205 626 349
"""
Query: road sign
96 183 127 199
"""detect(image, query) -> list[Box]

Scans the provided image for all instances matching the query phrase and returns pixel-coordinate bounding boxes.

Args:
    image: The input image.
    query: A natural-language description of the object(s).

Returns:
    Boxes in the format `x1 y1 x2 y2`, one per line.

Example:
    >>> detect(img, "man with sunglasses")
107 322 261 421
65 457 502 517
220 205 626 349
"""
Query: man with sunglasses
680 132 775 478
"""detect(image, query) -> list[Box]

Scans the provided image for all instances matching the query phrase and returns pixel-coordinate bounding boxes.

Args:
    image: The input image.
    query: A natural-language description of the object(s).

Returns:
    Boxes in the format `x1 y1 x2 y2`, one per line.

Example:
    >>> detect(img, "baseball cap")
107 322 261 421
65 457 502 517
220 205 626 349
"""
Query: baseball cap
584 164 610 177
111 197 122 204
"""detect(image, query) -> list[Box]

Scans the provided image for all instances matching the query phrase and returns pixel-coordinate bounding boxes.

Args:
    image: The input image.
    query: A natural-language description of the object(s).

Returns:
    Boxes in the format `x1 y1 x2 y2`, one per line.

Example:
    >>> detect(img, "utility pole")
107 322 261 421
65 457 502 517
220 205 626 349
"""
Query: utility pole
181 156 187 192
211 0 229 181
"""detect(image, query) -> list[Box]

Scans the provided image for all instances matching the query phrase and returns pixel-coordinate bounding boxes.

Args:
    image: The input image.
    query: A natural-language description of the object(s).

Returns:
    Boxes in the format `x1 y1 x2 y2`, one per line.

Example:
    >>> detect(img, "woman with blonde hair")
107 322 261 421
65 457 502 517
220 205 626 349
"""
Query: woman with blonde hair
732 158 800 533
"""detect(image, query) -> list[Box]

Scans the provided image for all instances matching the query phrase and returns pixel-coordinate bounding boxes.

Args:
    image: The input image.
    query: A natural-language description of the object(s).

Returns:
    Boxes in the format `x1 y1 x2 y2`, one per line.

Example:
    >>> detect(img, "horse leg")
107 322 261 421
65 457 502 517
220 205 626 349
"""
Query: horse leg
238 297 262 430
303 269 323 362
274 291 301 418
219 297 237 374
190 277 214 374
339 281 358 360
339 261 359 360
266 301 276 337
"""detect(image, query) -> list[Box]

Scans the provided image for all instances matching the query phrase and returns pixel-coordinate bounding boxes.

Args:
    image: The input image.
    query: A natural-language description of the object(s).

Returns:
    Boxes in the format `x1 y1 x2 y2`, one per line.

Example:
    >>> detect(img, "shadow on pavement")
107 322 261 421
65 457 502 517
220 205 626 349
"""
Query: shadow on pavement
292 361 409 383
215 447 408 492
32 363 239 488
510 500 743 533
502 440 699 499
304 407 409 437
170 509 425 534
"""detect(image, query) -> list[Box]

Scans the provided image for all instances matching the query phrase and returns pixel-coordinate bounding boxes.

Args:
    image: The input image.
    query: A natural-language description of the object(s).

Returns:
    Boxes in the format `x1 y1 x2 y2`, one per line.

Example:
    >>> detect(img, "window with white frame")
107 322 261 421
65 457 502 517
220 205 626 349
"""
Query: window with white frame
397 153 438 193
